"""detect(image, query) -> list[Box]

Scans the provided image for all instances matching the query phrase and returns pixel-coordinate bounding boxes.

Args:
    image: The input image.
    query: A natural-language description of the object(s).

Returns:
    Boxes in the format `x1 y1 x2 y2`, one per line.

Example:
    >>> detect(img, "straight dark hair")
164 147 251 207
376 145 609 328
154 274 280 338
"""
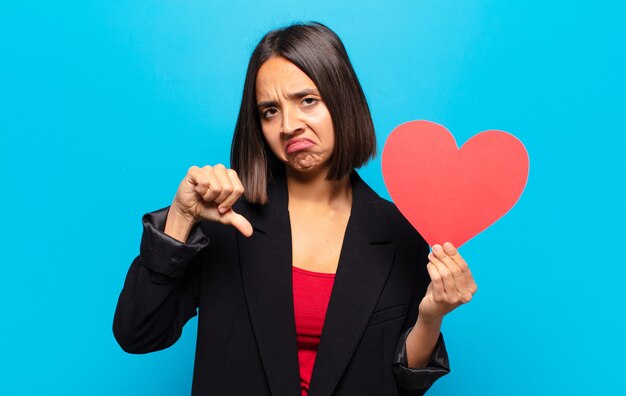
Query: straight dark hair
231 22 376 204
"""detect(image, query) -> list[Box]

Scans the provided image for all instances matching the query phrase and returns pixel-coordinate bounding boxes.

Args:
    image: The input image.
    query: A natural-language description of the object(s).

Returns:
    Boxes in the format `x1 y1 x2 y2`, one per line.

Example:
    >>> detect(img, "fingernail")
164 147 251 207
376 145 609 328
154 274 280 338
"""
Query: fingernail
433 244 442 253
219 207 227 214
444 242 453 251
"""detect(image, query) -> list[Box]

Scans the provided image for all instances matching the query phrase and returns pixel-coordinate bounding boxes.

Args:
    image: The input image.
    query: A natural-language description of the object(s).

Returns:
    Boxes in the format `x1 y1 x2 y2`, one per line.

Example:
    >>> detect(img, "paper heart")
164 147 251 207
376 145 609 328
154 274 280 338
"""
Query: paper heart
382 120 529 247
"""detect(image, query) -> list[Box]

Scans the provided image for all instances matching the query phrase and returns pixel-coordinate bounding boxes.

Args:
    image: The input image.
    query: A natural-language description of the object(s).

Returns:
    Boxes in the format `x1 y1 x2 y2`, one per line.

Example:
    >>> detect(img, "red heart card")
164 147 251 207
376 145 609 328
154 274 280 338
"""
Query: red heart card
382 120 529 247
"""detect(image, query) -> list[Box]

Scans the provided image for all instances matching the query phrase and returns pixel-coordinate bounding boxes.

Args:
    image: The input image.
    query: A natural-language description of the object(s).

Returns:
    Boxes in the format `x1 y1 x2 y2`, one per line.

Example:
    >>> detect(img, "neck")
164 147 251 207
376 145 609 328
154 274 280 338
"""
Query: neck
286 166 352 209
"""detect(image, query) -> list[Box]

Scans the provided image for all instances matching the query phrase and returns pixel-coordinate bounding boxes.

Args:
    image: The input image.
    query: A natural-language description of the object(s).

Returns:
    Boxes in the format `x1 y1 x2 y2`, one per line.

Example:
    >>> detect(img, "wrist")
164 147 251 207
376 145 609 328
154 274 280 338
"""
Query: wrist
416 312 443 329
169 203 198 225
164 204 198 243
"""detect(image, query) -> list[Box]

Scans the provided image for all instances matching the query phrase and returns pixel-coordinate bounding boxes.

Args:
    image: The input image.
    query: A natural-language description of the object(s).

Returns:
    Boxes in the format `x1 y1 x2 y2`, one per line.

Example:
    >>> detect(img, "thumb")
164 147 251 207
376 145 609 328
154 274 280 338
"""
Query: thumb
222 210 254 237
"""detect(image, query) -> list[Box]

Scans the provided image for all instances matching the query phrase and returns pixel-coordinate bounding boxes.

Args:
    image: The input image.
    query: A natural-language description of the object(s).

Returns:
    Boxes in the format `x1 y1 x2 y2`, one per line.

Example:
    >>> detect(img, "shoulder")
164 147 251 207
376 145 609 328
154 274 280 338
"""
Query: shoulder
354 173 426 247
358 178 431 277
376 194 425 243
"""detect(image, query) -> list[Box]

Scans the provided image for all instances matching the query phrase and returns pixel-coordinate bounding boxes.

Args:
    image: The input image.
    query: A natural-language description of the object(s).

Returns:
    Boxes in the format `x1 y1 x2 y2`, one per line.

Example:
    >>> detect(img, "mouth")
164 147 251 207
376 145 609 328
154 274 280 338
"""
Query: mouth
285 138 315 154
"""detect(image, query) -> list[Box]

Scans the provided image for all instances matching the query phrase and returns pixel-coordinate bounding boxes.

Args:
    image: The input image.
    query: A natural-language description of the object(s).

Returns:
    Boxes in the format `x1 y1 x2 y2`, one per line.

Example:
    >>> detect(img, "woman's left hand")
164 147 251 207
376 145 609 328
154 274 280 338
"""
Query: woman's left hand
419 242 478 322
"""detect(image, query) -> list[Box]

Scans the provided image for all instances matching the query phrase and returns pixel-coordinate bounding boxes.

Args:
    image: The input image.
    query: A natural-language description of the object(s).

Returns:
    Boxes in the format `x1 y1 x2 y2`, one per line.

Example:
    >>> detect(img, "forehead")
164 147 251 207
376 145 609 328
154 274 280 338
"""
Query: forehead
255 57 318 98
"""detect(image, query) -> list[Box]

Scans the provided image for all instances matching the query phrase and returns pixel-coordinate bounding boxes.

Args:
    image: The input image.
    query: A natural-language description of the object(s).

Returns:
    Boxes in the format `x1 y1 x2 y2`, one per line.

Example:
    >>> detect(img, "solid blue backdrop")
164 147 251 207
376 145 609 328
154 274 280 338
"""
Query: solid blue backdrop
1 1 624 394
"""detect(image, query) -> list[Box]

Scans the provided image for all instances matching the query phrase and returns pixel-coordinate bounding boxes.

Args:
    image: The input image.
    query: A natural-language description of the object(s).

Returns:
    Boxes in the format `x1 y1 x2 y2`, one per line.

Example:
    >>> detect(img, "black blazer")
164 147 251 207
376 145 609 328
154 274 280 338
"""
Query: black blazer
113 171 450 395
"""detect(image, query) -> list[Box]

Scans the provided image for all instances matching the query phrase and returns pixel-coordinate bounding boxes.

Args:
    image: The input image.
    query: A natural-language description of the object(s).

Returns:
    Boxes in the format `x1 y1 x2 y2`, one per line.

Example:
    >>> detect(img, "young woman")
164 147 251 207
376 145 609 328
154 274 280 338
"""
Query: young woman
114 22 477 396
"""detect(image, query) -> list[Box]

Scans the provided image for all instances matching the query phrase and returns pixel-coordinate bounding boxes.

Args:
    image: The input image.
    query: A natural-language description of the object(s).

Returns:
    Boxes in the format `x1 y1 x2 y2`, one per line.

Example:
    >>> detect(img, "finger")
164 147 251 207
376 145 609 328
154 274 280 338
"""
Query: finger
427 251 458 303
442 242 469 273
218 169 245 213
468 278 478 295
194 165 221 202
432 245 470 301
195 166 222 202
443 242 478 295
187 166 209 193
426 263 445 302
212 164 234 205
222 210 253 237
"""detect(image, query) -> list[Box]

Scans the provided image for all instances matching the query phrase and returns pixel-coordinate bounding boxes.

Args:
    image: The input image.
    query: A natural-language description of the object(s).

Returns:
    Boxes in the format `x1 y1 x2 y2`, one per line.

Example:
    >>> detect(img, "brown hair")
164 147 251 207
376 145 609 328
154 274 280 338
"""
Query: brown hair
231 22 376 204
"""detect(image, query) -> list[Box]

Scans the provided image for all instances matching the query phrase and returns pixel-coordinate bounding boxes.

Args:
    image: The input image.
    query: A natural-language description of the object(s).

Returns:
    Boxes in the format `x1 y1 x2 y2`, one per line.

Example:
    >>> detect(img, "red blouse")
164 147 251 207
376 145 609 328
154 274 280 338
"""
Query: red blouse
292 266 335 396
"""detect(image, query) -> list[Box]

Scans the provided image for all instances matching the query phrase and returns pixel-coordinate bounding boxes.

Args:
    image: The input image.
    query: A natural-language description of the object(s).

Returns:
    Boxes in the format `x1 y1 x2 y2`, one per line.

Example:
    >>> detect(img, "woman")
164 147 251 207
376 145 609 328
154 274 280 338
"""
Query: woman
113 22 477 395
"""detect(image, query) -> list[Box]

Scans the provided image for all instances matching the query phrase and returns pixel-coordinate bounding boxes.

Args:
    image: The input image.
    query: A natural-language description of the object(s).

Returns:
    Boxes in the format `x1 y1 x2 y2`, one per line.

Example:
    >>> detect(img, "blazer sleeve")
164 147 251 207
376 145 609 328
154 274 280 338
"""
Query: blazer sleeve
393 327 450 394
112 206 209 354
392 213 451 394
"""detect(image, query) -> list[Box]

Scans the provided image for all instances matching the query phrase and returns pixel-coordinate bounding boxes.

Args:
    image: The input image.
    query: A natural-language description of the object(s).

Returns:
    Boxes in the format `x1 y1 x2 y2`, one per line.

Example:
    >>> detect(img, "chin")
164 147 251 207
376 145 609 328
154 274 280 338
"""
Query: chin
288 163 317 173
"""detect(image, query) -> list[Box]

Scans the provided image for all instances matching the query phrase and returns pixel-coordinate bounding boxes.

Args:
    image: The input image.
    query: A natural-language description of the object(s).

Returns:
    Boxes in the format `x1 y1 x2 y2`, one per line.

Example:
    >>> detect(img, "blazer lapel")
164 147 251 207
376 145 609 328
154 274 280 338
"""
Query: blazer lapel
237 173 301 396
308 172 396 396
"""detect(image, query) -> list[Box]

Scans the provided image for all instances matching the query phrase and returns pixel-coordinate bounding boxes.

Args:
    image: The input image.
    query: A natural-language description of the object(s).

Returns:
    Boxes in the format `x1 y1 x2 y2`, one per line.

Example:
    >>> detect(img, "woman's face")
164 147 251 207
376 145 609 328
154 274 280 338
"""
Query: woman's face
255 56 335 176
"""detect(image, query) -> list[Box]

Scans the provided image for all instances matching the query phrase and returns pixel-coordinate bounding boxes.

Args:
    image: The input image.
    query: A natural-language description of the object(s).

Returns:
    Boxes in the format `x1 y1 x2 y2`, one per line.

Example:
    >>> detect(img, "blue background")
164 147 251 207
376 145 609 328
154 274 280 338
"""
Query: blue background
1 1 625 394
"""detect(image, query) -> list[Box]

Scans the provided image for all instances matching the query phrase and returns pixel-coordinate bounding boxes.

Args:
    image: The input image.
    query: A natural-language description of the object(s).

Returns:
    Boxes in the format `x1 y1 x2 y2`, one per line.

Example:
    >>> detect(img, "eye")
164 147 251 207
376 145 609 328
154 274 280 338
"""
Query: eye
261 108 278 120
302 97 318 107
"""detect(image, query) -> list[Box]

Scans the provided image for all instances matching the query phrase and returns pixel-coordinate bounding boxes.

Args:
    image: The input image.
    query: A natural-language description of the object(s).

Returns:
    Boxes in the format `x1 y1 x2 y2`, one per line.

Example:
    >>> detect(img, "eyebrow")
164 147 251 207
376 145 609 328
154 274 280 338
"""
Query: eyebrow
256 88 320 109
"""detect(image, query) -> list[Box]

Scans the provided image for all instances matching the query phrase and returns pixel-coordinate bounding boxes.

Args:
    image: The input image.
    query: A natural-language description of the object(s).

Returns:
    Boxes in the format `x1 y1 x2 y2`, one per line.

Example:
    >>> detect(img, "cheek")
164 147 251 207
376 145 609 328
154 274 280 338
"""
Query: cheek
315 107 334 141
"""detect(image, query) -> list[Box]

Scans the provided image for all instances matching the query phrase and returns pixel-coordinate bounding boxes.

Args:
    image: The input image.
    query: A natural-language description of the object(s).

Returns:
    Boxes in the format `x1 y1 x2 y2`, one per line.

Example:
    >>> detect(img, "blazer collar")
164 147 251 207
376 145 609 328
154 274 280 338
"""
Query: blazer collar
308 172 395 396
249 169 392 244
237 169 396 396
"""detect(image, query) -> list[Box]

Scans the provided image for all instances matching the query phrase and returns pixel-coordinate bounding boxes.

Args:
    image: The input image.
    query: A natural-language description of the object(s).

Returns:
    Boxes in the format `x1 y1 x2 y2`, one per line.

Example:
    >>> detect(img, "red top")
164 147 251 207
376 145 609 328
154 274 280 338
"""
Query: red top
292 266 335 396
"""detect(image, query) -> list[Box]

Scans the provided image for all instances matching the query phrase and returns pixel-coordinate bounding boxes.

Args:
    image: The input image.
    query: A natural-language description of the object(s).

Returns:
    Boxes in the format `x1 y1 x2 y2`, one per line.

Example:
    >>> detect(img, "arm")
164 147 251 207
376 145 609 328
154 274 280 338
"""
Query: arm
113 165 252 353
392 244 450 394
407 242 477 367
112 207 209 354
393 242 477 393
393 326 449 394
405 315 443 368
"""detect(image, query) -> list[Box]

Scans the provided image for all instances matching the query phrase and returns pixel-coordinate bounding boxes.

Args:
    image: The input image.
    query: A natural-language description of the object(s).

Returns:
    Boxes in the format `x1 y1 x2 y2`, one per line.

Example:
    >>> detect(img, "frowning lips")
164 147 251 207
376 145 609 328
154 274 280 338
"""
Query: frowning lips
285 138 315 154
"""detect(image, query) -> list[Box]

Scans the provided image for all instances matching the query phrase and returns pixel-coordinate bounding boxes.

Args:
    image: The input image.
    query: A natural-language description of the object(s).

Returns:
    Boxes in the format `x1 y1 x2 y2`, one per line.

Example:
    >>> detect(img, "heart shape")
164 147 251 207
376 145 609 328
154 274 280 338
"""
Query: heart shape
382 120 529 247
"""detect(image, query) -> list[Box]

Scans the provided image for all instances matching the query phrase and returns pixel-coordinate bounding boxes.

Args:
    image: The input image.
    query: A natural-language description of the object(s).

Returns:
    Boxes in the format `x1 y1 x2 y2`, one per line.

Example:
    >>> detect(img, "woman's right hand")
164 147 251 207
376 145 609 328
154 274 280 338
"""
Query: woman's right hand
168 164 253 238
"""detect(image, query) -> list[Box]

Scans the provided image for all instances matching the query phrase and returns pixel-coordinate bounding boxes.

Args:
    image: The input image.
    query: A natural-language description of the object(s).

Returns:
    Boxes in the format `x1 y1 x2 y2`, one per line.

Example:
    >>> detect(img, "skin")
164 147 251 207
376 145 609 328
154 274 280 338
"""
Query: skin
256 56 336 181
163 55 477 369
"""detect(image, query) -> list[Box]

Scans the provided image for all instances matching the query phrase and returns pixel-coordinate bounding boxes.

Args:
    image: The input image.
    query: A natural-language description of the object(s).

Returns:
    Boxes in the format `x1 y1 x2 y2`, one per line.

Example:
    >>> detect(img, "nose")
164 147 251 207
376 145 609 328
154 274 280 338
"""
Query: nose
280 106 304 135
